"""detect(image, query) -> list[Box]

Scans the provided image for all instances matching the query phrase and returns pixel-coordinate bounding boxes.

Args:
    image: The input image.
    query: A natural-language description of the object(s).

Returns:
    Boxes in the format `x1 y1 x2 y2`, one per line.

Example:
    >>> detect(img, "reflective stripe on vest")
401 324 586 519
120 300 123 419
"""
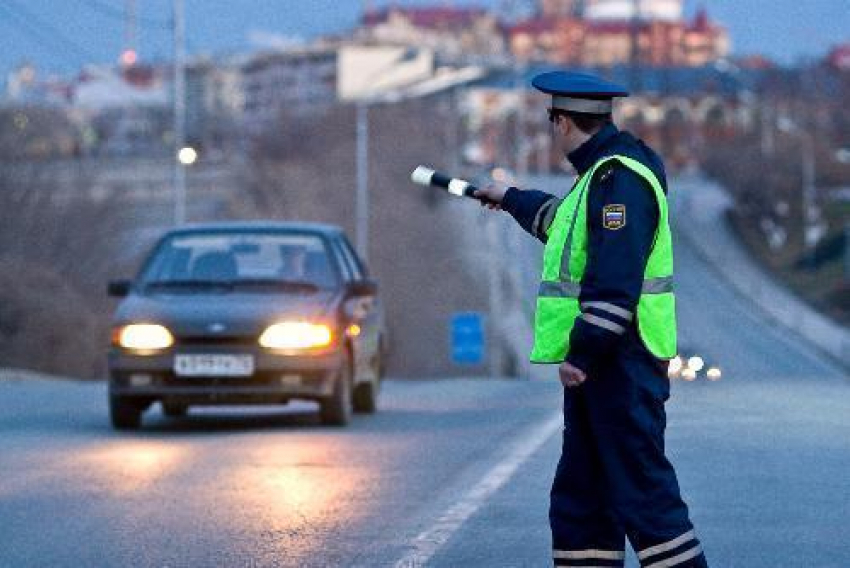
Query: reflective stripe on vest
530 154 677 363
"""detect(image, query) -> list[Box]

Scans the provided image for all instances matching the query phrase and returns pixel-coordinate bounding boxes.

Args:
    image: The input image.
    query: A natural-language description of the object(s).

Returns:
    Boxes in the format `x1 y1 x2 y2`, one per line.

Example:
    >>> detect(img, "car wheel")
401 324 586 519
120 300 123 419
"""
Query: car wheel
320 358 352 426
110 395 143 430
162 402 188 418
353 379 378 414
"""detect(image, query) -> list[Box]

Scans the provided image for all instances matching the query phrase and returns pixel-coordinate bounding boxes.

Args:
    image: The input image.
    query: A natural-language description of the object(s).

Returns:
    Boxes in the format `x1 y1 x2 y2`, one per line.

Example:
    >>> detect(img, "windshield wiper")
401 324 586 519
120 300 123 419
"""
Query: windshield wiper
230 278 320 293
144 279 234 291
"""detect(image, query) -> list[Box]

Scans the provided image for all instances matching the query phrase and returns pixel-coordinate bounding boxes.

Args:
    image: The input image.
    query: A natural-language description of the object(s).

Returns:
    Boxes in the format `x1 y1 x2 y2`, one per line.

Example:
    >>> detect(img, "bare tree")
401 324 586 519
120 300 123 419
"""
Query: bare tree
0 161 125 378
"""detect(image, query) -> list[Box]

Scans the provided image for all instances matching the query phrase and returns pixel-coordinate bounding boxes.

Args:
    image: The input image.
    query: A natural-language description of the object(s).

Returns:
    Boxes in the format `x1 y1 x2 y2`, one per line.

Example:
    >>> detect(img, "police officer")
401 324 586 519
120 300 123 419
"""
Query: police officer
475 71 708 568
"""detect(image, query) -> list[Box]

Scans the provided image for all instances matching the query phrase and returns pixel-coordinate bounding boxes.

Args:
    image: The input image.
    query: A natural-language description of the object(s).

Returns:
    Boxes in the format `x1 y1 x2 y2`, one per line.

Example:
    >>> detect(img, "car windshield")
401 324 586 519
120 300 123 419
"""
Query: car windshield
139 231 339 290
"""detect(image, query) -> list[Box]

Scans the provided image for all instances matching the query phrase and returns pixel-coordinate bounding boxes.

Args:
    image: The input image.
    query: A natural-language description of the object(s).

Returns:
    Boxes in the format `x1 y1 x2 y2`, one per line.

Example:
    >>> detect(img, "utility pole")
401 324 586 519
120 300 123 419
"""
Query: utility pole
351 50 419 263
355 101 370 262
173 0 187 226
121 0 138 67
126 0 136 53
629 0 642 91
515 60 528 177
845 223 850 279
486 209 504 377
801 133 818 253
760 100 774 157
777 116 820 256
447 87 460 174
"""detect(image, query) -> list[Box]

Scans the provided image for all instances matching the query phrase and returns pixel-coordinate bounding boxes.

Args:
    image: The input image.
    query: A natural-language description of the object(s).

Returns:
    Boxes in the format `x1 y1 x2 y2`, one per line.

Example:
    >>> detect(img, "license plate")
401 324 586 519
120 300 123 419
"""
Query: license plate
174 354 255 377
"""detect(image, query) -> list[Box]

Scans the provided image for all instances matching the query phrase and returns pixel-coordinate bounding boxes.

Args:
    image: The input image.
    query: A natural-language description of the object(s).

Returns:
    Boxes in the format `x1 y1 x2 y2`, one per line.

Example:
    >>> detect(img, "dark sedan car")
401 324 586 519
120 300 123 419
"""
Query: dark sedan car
107 222 385 429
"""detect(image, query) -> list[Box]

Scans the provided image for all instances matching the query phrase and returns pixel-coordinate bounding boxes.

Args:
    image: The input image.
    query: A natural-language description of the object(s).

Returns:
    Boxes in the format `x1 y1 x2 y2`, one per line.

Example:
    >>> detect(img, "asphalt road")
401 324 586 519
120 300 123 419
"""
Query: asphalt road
2 181 850 567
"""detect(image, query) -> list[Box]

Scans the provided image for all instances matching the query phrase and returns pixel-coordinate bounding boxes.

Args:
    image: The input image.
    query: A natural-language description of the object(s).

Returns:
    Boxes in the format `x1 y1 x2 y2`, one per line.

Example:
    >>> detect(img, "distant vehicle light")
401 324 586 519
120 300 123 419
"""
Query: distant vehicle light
117 324 174 351
259 322 333 350
707 367 722 381
346 324 362 337
687 356 705 373
681 368 697 381
668 355 683 377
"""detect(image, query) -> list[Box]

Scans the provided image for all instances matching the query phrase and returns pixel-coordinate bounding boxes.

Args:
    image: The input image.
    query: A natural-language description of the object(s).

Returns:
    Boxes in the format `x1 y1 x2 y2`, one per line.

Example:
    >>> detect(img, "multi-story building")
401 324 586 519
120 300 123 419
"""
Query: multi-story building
540 0 583 17
358 6 505 61
584 0 683 22
186 57 244 148
5 64 72 107
241 45 338 134
337 45 435 101
356 1 726 69
509 6 729 67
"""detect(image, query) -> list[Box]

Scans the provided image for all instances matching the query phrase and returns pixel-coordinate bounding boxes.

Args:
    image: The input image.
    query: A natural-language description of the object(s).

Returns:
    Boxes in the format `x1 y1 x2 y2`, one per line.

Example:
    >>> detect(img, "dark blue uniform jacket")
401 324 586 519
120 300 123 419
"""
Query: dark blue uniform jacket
501 123 668 373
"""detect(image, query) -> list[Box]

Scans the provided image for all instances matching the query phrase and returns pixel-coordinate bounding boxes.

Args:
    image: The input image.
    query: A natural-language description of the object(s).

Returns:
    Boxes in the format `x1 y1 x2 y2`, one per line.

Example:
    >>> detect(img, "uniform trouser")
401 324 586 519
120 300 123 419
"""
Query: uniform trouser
550 340 708 568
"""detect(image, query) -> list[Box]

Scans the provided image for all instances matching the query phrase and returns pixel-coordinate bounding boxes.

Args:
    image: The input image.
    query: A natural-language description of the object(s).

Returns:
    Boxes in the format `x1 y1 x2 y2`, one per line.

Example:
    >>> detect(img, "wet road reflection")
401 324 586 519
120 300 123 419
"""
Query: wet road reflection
75 441 189 494
0 382 561 567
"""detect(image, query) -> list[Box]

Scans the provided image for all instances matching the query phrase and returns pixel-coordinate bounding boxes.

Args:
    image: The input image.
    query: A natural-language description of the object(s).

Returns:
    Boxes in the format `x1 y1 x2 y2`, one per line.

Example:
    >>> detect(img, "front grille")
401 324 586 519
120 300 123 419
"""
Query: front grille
175 336 257 346
160 371 327 388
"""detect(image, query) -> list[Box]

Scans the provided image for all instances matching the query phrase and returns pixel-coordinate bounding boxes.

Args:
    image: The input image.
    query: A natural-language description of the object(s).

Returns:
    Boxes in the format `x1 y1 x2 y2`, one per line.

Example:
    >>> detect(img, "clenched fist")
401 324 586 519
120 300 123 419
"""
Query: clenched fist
473 182 509 211
559 361 587 388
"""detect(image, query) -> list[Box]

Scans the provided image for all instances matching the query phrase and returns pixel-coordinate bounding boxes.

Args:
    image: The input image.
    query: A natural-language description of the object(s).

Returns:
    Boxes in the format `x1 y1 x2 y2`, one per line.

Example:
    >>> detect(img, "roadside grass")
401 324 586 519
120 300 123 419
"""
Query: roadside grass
728 207 849 326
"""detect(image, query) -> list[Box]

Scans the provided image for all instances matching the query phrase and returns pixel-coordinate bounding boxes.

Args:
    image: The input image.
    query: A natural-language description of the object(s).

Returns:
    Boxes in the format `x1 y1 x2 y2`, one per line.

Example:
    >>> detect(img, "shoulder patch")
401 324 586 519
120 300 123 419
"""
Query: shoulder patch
602 204 626 230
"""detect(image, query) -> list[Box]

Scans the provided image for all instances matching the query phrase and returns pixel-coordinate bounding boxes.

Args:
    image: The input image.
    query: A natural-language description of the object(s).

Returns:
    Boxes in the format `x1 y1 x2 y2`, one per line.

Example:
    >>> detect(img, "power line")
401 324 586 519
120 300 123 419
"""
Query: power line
3 0 101 62
75 0 172 29
0 2 99 65
4 0 195 72
0 5 84 67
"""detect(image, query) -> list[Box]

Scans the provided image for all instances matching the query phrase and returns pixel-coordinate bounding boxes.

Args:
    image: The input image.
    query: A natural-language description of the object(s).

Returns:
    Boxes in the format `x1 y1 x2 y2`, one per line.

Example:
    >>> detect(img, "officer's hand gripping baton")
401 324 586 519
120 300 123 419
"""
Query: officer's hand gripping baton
410 166 496 205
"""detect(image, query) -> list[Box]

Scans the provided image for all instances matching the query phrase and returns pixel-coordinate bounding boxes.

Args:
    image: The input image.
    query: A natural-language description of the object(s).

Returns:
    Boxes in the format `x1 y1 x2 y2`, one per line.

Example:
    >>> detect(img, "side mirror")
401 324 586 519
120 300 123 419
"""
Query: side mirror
348 279 378 297
108 279 133 298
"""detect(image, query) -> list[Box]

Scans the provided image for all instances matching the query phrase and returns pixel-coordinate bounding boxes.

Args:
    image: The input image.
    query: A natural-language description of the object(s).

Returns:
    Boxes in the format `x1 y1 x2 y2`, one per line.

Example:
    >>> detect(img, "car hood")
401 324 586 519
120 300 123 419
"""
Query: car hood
113 290 340 337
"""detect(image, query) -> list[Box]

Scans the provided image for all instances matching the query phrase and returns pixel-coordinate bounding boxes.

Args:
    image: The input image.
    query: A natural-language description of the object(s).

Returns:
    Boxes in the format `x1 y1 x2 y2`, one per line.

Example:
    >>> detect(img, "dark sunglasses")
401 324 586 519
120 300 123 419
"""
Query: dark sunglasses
547 108 565 124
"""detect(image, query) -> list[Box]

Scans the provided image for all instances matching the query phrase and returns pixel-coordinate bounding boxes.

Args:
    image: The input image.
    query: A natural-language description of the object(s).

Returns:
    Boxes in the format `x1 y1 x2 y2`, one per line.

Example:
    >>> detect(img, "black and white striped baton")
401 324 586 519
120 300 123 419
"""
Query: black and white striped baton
410 166 497 205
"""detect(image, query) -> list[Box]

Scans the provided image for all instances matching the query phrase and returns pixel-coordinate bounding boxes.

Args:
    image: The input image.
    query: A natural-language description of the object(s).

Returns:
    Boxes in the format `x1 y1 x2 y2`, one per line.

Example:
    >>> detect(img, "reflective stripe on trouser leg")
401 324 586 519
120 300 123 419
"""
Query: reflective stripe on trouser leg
554 548 625 567
638 530 705 567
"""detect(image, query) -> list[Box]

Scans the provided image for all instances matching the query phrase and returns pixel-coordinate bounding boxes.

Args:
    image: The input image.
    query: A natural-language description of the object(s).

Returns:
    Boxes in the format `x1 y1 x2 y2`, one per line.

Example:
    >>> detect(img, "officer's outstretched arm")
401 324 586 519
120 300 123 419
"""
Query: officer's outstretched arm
565 166 659 373
500 187 560 243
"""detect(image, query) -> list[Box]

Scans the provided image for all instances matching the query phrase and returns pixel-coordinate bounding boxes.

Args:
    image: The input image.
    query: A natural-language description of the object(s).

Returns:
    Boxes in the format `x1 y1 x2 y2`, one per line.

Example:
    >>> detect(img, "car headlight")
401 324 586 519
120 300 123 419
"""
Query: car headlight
259 322 333 351
114 324 174 351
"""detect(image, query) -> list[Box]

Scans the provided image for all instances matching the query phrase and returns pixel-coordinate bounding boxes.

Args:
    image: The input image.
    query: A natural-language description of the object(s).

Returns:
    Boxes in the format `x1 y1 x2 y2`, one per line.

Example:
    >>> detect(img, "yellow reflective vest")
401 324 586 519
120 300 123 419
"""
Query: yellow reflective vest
530 155 677 364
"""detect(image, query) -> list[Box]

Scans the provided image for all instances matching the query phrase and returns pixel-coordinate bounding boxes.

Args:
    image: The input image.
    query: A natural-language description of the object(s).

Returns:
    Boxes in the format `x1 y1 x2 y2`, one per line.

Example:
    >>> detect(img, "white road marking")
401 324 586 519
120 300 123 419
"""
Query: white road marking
393 411 563 568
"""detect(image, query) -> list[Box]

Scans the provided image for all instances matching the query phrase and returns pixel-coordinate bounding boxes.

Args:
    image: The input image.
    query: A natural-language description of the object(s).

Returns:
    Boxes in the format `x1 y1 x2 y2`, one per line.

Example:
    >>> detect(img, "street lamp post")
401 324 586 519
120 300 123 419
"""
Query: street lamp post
356 101 370 262
173 0 187 226
801 133 818 251
845 223 850 279
835 148 850 278
778 117 820 255
350 48 422 262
